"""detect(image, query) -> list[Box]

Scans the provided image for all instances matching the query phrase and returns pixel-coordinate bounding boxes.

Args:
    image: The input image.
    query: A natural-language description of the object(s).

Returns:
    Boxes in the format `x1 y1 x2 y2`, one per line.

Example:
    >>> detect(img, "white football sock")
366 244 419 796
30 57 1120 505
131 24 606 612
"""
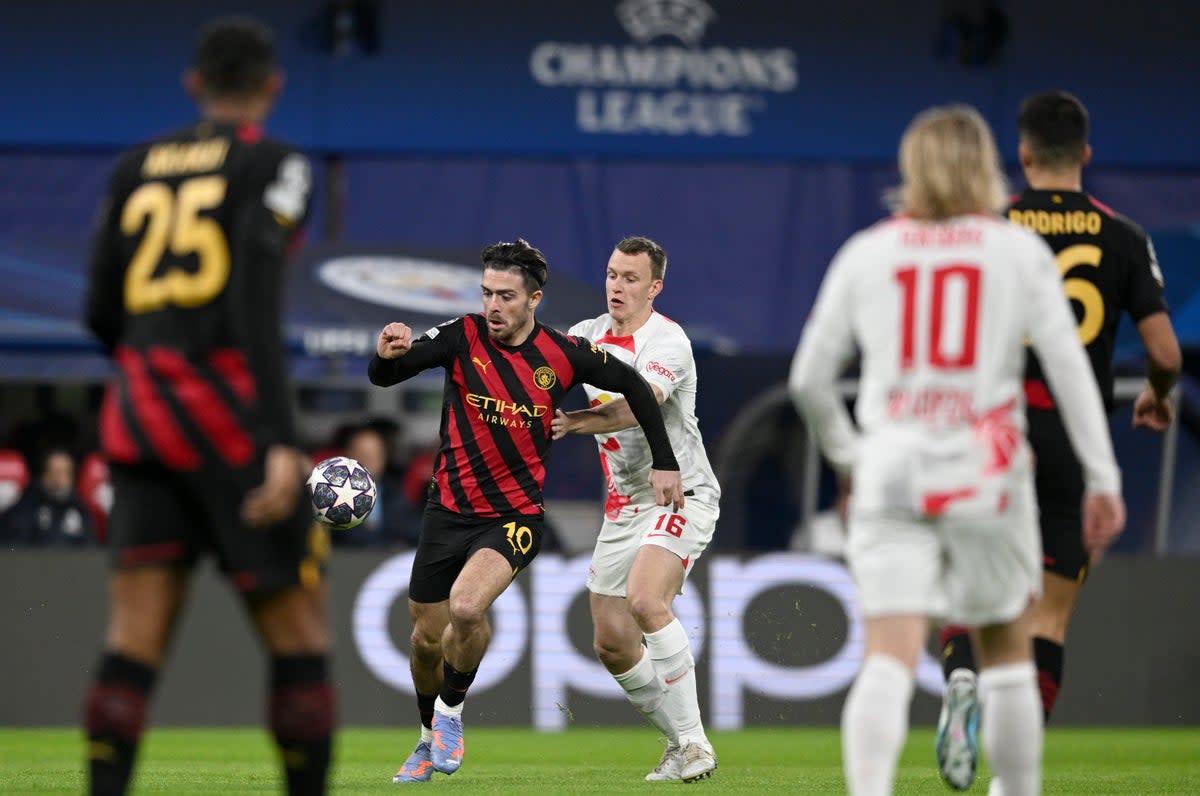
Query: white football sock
645 618 707 746
979 662 1042 796
612 648 674 740
420 725 433 744
433 696 464 718
841 654 914 796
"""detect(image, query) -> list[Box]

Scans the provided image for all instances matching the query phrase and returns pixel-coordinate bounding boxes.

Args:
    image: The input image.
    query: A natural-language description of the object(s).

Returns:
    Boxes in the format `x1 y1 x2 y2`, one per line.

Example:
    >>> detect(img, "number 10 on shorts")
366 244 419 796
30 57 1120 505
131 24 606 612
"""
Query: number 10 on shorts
504 521 533 555
654 513 687 538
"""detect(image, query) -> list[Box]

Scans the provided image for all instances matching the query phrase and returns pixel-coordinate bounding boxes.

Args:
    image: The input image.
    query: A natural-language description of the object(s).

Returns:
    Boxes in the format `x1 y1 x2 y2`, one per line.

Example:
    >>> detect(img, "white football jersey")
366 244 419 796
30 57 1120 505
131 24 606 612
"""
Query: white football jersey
569 312 720 510
790 214 1121 517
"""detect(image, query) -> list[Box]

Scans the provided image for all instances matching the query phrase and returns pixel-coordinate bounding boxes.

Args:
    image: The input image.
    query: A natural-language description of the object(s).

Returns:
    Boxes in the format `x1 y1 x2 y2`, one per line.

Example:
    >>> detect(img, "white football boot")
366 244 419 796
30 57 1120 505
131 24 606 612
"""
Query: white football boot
678 741 718 782
645 741 683 782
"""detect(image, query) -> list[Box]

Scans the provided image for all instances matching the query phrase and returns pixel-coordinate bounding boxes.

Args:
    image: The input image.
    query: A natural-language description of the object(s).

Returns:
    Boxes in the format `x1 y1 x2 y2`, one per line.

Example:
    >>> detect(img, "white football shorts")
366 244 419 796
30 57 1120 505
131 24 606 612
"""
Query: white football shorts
846 476 1042 627
587 489 719 598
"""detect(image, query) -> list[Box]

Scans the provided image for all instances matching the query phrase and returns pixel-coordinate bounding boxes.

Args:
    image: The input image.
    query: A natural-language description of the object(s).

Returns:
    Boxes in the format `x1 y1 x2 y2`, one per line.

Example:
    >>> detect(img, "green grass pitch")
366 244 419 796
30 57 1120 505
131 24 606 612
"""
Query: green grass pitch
2 726 1197 794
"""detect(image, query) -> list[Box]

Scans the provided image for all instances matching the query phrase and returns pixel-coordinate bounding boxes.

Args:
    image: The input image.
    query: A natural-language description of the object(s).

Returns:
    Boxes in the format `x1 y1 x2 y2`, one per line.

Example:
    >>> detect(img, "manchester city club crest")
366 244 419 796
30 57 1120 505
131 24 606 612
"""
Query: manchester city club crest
533 366 557 390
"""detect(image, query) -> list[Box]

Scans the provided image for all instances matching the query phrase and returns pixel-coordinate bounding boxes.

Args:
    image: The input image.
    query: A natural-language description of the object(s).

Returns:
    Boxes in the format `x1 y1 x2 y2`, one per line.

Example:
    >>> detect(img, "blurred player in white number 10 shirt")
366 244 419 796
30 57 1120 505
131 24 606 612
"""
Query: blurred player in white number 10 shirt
789 106 1125 796
552 236 720 783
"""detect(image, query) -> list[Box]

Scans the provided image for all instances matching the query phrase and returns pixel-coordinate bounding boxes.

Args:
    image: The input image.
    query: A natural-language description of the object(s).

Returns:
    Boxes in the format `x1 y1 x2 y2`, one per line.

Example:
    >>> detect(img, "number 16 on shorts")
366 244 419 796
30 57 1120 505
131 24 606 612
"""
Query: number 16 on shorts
650 513 687 539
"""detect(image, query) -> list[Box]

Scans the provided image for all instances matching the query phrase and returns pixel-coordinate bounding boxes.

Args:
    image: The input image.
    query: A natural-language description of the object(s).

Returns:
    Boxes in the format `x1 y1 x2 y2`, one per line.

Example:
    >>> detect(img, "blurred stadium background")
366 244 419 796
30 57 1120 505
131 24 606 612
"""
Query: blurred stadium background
1 0 1198 758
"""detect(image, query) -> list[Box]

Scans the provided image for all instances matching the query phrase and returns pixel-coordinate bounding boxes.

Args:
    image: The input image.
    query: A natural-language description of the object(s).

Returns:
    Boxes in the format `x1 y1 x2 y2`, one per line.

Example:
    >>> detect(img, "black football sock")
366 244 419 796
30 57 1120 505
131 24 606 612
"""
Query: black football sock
938 625 977 681
269 655 335 796
85 651 157 796
1033 636 1064 722
417 691 437 729
438 661 477 709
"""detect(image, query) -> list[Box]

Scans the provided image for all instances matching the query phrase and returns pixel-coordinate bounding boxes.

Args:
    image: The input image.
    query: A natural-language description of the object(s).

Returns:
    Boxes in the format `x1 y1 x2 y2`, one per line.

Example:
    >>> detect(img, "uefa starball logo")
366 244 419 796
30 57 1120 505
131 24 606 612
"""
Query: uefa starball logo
616 0 715 46
529 0 798 137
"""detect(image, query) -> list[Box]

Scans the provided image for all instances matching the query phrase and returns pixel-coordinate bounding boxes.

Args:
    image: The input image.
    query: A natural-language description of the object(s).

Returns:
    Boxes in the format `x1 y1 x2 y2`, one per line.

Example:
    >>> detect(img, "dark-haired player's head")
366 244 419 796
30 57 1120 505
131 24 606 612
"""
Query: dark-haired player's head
608 236 666 328
1018 90 1092 172
481 238 549 294
185 16 283 123
479 239 548 343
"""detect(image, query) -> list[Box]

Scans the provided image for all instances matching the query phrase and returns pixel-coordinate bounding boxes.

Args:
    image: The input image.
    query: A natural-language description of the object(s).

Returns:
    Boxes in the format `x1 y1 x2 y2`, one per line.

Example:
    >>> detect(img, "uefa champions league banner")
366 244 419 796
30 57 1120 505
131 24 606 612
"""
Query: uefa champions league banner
2 1 1199 164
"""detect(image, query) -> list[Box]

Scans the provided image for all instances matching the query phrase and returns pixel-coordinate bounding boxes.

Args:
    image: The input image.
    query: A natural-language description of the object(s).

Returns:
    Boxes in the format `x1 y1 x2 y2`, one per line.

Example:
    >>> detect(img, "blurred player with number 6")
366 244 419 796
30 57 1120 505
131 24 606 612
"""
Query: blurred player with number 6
936 91 1181 792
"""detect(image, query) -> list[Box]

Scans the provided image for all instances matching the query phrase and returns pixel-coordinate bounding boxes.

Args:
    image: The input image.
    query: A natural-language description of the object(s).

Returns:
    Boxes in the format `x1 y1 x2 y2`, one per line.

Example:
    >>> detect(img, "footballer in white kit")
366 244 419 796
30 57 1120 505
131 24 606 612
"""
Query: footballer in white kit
791 212 1120 627
791 104 1124 796
568 310 721 597
554 236 719 784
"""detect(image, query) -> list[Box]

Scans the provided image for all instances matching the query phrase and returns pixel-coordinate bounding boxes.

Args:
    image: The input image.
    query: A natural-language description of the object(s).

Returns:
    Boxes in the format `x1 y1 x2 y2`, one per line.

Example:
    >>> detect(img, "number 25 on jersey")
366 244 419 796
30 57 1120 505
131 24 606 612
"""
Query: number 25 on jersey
894 264 981 371
120 176 231 314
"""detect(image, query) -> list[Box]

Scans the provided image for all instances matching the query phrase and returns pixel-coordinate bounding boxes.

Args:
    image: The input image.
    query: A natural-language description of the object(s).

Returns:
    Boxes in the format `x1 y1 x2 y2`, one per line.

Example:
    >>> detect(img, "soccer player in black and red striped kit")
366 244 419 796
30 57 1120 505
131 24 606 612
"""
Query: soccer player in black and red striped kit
935 90 1181 791
371 238 685 783
82 18 333 796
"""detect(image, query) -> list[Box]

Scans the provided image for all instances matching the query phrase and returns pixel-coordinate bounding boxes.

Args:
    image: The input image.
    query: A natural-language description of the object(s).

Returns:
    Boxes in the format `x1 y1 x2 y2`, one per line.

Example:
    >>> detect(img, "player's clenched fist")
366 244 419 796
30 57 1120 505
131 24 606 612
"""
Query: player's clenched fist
377 322 413 359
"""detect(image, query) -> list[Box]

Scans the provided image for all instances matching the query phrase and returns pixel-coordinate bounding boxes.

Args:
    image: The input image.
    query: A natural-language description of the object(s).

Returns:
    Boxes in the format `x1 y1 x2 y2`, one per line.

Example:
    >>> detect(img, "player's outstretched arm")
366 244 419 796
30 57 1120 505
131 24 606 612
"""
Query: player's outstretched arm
549 386 664 440
581 353 684 509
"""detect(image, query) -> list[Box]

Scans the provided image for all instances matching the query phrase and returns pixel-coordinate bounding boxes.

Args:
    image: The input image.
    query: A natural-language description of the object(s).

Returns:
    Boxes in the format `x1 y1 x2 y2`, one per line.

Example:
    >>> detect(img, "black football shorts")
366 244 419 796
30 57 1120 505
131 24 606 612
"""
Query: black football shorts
107 460 327 596
408 506 544 604
1027 407 1089 583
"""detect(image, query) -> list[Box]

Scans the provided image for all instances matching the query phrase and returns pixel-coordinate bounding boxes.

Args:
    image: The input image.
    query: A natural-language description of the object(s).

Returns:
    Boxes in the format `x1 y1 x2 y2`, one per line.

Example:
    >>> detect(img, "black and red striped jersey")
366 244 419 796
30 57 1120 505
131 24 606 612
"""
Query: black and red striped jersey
84 120 311 470
369 314 678 517
1008 189 1168 410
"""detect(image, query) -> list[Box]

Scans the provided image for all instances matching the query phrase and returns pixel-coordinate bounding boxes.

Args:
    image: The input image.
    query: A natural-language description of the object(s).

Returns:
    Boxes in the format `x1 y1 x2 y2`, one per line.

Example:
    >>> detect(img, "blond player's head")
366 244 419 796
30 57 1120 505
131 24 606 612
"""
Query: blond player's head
892 104 1007 220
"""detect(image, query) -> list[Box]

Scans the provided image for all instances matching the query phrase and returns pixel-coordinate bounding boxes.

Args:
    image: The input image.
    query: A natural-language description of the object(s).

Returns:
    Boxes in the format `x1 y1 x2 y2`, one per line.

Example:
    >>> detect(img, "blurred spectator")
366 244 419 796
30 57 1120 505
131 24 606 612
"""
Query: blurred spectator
0 449 29 512
333 424 421 548
1 447 95 546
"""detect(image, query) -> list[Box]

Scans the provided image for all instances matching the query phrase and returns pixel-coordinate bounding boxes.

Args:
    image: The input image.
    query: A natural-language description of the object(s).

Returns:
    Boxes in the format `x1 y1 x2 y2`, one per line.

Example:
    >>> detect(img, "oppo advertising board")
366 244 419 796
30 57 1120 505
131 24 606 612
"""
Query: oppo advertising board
1 551 1195 725
350 551 944 730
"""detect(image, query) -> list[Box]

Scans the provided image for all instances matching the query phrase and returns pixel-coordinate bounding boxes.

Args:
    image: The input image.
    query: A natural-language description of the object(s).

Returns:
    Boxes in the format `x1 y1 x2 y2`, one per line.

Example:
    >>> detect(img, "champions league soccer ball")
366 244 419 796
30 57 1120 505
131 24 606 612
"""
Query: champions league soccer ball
306 456 377 529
